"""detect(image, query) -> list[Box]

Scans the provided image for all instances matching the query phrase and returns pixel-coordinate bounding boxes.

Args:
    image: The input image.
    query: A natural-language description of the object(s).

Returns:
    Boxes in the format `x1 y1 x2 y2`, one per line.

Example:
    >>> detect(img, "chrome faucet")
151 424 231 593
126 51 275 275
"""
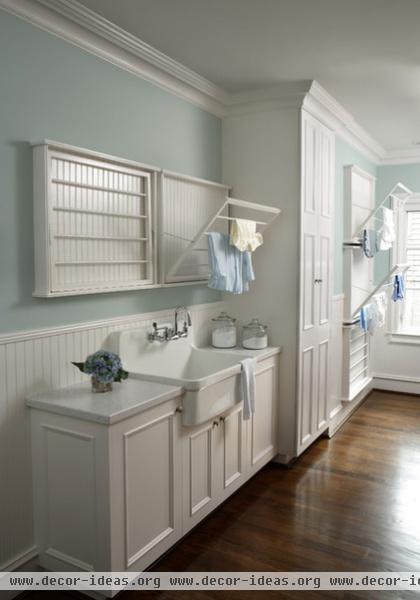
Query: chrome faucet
147 306 192 342
174 306 192 337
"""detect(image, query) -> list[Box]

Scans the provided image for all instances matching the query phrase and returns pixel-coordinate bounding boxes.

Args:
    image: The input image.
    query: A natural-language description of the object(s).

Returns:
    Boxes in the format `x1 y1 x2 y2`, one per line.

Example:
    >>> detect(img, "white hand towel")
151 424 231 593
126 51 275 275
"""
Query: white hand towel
241 357 256 420
377 207 395 251
230 218 263 252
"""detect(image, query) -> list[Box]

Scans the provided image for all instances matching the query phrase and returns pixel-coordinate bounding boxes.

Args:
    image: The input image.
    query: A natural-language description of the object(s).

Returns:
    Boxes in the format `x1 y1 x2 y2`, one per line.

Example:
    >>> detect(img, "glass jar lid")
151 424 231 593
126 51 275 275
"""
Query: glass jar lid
243 318 267 333
212 311 236 324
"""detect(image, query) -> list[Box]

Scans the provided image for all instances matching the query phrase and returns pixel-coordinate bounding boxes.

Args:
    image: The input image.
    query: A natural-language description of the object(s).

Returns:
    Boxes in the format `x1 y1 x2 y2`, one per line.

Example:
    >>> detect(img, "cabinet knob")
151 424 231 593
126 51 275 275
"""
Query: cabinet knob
175 406 183 413
212 420 219 427
219 416 226 423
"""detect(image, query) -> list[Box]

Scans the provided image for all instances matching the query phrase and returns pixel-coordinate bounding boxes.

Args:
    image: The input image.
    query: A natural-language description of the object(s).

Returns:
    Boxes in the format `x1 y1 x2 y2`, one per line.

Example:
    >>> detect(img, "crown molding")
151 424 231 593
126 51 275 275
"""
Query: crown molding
0 0 227 116
2 0 415 167
380 146 420 166
303 81 386 164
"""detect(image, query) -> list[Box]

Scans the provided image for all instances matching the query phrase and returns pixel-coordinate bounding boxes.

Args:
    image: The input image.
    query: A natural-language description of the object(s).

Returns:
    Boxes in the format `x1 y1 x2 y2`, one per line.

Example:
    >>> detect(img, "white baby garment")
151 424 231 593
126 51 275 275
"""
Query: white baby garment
377 207 395 251
230 218 263 252
371 291 387 330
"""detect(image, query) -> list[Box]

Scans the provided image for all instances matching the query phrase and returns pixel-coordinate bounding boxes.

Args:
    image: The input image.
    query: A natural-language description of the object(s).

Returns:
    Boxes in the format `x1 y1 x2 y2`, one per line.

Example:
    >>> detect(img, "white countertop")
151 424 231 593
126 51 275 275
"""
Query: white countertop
205 345 281 361
26 378 183 425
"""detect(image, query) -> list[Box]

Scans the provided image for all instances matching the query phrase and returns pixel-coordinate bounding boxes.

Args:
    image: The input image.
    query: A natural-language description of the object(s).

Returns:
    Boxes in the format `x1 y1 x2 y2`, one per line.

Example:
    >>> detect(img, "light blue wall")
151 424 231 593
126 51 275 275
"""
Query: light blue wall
334 137 377 294
0 11 222 334
375 163 420 281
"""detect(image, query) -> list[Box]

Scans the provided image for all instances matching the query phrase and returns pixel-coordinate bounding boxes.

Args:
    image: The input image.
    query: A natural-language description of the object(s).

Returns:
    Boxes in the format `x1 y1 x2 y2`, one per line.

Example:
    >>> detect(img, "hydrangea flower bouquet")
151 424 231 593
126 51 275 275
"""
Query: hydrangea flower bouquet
72 350 129 393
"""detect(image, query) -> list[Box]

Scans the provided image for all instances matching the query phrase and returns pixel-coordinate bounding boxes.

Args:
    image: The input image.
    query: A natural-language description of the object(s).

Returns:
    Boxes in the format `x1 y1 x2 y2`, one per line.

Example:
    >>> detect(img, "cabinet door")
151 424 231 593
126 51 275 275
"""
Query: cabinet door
249 358 278 473
298 112 334 455
219 403 247 500
182 418 221 533
110 398 183 571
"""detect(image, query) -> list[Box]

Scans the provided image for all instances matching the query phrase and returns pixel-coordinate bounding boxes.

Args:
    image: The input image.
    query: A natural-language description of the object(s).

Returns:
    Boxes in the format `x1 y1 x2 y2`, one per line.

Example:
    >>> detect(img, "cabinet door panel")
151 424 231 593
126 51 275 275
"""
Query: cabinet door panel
319 234 331 325
189 426 213 515
182 421 219 533
124 410 178 567
317 338 329 430
303 233 317 330
222 405 244 490
251 364 277 467
299 345 316 448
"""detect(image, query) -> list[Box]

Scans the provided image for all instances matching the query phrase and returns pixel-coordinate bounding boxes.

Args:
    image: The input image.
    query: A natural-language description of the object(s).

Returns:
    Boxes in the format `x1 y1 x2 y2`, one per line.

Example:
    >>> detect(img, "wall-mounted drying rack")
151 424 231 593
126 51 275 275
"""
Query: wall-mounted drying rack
343 181 412 248
349 262 410 320
165 197 281 280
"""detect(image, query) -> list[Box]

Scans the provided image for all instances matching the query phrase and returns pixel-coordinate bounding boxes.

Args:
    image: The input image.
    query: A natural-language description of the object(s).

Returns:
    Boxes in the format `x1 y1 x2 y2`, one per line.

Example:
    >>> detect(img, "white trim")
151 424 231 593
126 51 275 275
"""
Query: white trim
372 374 420 396
0 301 224 345
304 81 386 164
31 138 161 172
0 0 227 116
0 0 405 166
381 147 420 166
0 545 38 571
373 372 420 384
387 332 420 345
328 383 372 437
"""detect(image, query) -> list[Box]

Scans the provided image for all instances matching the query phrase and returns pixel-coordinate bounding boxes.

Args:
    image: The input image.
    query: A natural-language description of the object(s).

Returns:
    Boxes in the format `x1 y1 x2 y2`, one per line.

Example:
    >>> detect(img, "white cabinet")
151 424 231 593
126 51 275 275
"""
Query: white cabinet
297 111 334 455
109 399 183 571
30 396 183 574
182 355 278 532
29 354 279 578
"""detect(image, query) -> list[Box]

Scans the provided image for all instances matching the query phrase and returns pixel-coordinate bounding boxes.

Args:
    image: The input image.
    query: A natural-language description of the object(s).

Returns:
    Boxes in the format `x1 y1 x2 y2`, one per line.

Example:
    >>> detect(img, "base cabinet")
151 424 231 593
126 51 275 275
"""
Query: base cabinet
30 355 279 589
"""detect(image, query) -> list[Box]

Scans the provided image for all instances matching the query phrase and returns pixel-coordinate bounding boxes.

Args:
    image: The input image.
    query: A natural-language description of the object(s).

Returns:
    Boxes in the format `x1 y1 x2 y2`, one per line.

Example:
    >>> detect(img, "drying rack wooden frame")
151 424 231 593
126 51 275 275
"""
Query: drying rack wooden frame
343 181 413 248
165 196 281 281
349 262 410 320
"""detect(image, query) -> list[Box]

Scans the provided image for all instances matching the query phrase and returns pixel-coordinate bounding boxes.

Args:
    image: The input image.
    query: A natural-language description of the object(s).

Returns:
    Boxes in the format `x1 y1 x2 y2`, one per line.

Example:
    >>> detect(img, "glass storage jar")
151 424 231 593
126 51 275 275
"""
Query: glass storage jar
211 312 237 348
242 318 268 350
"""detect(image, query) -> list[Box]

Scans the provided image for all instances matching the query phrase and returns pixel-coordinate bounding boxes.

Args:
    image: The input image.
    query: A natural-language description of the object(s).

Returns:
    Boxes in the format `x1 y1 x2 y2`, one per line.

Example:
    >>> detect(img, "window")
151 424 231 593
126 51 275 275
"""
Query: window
393 196 420 335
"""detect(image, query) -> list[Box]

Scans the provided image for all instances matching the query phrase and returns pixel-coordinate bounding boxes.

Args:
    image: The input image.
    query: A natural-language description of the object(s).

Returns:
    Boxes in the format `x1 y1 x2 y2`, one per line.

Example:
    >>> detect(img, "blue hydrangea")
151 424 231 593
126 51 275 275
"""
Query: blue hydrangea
83 350 125 383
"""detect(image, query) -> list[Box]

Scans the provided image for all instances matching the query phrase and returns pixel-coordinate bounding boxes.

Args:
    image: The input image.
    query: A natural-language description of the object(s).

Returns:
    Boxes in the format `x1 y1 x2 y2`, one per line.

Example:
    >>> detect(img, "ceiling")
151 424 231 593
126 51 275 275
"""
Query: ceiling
77 0 420 151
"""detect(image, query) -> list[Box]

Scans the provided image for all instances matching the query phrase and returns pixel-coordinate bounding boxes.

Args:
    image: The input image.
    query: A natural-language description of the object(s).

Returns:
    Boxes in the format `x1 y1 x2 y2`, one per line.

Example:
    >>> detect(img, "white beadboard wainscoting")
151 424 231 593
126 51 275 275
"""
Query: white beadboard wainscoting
0 301 225 571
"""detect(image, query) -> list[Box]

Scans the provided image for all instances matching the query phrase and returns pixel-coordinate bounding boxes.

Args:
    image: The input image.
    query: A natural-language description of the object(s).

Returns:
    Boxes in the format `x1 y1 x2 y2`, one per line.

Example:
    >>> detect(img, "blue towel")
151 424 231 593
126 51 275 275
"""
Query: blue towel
392 274 405 302
207 232 255 294
241 357 256 420
362 229 377 258
360 304 373 333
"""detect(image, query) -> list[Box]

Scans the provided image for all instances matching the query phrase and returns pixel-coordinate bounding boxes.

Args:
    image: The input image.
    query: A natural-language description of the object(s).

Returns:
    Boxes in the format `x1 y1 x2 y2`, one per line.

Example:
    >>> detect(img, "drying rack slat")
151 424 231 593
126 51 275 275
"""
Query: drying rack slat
52 178 147 197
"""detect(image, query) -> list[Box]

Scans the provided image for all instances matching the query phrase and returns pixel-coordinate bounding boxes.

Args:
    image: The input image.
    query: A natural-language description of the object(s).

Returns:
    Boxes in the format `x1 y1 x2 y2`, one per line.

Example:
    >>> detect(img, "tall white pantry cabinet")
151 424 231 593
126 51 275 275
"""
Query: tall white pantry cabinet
223 95 335 462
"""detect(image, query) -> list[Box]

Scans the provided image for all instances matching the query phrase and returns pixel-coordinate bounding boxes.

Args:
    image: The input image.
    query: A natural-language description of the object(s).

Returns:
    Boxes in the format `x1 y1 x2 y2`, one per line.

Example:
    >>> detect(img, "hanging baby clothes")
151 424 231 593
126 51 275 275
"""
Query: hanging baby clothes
362 229 378 258
360 304 375 334
376 207 395 251
207 232 255 294
392 273 405 302
230 218 263 252
370 291 387 330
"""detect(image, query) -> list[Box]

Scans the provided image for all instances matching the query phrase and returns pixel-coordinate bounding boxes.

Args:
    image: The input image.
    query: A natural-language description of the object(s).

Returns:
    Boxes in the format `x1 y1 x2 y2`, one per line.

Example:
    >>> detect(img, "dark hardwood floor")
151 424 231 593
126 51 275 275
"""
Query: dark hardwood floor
16 390 420 599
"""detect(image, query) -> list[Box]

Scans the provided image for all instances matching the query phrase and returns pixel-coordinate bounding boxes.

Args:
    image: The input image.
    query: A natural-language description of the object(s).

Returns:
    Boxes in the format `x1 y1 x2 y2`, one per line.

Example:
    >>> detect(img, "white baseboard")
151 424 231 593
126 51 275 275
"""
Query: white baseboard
328 383 372 437
0 545 40 600
372 374 420 396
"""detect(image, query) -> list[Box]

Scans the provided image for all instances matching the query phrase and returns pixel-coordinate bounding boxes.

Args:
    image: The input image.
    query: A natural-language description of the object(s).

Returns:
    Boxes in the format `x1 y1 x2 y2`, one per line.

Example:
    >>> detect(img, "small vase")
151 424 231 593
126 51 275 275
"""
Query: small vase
91 376 113 393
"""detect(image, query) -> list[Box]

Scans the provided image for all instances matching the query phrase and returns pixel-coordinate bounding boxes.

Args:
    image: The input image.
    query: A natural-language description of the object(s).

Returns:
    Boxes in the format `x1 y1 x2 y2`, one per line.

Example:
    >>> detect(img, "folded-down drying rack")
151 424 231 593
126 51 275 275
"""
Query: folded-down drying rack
343 181 412 248
165 196 281 280
342 262 410 326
